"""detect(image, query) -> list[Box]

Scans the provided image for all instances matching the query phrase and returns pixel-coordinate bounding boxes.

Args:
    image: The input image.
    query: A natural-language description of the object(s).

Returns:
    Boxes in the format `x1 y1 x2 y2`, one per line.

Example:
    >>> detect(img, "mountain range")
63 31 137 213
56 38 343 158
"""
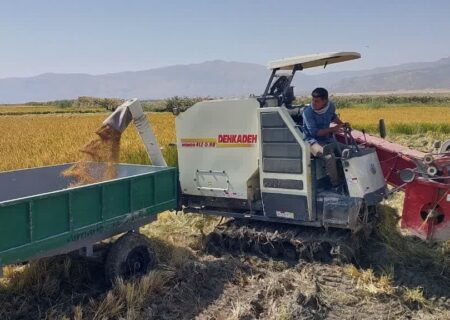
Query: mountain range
1 57 449 103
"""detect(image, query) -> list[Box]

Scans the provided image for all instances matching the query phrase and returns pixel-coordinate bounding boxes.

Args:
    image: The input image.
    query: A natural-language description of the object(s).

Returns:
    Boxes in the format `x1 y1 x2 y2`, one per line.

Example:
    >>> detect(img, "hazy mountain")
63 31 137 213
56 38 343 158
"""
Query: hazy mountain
0 61 268 103
0 57 449 103
330 57 450 92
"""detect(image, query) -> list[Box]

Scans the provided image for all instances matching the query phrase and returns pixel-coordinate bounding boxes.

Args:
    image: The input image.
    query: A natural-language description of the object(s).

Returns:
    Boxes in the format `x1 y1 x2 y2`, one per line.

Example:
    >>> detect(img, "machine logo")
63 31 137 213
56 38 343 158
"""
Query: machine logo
181 134 257 148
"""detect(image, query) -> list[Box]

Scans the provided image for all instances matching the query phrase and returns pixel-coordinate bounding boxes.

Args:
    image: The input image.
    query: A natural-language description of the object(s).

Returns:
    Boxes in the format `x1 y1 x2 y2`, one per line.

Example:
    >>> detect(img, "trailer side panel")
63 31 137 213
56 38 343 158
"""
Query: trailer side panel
0 164 177 266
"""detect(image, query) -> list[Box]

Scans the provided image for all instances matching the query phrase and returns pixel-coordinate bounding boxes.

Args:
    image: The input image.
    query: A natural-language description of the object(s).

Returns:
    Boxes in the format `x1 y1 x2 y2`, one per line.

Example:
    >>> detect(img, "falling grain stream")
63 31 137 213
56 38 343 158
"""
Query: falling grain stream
62 124 122 186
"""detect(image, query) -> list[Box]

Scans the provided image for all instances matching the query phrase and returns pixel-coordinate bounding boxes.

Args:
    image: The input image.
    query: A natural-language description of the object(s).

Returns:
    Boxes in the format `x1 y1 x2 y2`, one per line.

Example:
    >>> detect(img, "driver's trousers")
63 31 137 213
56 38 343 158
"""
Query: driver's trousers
310 141 345 186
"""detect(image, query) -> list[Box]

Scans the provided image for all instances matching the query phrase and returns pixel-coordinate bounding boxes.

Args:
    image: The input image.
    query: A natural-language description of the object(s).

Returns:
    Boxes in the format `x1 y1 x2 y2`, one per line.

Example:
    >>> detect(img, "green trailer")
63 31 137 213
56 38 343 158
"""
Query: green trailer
0 163 177 280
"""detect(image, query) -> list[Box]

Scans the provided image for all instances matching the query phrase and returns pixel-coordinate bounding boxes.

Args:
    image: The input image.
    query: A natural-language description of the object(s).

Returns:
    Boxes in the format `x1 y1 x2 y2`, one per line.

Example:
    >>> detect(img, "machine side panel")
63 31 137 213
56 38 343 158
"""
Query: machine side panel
263 178 303 190
176 99 260 200
263 158 302 174
258 107 313 221
262 192 309 220
342 149 386 204
263 143 302 158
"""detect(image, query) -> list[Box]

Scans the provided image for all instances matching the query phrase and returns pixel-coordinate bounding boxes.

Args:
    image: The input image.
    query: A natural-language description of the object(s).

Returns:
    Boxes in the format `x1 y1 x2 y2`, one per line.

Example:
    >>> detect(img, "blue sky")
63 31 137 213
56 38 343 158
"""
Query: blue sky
1 0 449 78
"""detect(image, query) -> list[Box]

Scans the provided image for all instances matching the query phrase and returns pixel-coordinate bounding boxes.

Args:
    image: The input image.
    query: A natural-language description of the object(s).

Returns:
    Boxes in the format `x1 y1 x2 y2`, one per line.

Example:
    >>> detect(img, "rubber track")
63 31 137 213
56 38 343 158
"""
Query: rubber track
205 219 365 263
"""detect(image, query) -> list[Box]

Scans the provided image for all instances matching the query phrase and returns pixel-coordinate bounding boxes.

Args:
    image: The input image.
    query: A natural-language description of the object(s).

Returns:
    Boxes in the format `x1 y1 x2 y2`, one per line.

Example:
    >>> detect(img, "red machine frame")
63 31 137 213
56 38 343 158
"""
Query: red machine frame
337 130 450 241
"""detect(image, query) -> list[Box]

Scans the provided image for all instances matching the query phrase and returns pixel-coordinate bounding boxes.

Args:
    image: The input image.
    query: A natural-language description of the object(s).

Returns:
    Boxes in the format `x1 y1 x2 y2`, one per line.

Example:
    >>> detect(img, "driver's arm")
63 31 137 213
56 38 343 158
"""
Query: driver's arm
316 112 345 136
333 117 351 128
317 125 342 136
333 116 344 126
331 107 349 128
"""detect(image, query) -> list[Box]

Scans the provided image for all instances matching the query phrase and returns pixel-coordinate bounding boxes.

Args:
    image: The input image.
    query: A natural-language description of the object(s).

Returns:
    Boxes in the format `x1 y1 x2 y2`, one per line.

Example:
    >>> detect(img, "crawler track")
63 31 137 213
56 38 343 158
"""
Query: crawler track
205 219 368 263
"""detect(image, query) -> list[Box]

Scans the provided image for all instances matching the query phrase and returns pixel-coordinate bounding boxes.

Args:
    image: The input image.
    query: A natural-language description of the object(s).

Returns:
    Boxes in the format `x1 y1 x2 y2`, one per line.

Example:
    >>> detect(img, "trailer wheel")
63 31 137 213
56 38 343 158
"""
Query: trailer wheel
105 232 157 283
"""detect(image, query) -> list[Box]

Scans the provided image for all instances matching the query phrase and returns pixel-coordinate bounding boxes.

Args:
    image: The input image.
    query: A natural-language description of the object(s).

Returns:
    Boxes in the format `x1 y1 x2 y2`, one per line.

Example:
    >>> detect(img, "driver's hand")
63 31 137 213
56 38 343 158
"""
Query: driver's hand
332 124 344 132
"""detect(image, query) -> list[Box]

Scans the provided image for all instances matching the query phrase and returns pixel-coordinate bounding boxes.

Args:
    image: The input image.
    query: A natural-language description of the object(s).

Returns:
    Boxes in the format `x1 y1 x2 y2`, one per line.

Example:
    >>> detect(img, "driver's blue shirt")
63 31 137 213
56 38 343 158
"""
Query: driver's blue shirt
302 102 337 145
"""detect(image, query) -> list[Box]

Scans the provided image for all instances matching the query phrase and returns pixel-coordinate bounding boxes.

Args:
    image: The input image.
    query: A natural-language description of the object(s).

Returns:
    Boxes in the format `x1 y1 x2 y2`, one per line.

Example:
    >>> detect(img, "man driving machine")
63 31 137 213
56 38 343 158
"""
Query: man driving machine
302 88 348 186
302 87 347 156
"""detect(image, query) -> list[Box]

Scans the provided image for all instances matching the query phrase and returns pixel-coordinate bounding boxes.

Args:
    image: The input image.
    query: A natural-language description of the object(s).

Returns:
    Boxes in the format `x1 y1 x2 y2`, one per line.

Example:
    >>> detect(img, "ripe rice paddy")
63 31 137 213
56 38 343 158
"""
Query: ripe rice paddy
0 104 448 171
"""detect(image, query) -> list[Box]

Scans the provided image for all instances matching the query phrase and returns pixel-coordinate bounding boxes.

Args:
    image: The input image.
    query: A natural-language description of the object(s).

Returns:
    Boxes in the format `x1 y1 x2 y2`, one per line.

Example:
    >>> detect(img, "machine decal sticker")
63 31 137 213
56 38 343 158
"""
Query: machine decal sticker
181 138 216 147
348 177 358 184
276 211 295 219
218 134 257 144
181 134 257 148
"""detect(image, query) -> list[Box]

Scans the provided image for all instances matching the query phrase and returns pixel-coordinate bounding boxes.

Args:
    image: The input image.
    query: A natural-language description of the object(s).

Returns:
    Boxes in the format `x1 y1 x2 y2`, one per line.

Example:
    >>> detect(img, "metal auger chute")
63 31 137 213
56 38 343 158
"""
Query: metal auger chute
103 98 167 167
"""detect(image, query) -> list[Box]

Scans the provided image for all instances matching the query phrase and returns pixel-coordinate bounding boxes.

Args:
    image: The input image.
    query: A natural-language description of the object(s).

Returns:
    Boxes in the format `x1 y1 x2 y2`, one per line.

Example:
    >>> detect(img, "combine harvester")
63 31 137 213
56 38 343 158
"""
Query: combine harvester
0 52 449 279
175 52 450 260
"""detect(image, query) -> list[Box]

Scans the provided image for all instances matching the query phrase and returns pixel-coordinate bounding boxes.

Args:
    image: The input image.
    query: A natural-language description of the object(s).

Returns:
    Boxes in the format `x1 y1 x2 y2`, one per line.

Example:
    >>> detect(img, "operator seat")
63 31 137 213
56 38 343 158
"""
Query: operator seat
287 105 305 126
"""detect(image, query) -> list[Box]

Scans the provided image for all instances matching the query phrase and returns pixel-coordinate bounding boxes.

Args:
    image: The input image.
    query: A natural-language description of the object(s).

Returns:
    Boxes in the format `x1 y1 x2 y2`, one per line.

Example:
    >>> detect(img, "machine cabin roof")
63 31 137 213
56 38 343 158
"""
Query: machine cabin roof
268 51 361 71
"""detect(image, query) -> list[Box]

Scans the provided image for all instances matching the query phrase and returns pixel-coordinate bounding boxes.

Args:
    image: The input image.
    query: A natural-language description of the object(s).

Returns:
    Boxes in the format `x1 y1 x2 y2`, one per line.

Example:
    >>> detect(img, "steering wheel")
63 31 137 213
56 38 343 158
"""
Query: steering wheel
341 124 360 152
269 76 289 96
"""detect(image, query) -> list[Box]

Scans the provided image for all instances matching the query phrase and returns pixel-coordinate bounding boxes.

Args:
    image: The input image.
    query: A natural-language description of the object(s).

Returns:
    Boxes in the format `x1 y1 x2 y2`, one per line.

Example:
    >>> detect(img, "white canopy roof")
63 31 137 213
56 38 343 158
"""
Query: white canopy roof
268 51 361 70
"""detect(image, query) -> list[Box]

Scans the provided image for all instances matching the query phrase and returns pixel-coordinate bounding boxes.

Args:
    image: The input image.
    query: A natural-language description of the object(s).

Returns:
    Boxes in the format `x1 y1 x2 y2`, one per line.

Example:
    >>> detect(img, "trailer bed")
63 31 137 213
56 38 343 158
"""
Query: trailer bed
0 163 177 267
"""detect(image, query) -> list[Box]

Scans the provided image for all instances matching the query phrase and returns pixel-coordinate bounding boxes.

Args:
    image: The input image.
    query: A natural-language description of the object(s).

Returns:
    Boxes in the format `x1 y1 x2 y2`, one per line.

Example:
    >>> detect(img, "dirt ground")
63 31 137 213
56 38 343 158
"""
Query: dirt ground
140 238 450 320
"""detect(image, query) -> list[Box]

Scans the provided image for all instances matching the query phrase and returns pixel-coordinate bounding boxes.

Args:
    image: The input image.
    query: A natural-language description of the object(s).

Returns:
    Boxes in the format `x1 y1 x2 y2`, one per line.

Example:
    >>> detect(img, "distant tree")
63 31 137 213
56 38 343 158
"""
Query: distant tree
165 96 210 112
72 97 124 110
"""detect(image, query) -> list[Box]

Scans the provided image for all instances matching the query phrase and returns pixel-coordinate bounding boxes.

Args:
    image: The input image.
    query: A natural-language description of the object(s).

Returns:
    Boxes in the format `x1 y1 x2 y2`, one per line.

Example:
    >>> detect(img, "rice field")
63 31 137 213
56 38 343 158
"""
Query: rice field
0 104 448 172
0 113 176 171
0 105 104 116
339 105 450 134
